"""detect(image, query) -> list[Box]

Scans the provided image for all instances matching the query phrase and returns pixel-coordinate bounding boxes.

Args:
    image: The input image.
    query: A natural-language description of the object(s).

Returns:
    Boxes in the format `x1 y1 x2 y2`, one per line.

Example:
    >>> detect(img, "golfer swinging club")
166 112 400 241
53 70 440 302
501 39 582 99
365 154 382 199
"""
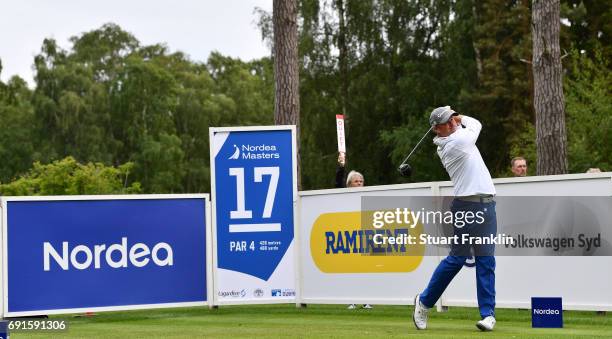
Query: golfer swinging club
413 106 497 331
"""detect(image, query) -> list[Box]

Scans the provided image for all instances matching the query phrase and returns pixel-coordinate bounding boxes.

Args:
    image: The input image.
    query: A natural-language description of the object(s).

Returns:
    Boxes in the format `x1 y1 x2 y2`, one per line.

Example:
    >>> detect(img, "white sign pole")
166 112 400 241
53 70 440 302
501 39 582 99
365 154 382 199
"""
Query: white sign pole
336 115 346 153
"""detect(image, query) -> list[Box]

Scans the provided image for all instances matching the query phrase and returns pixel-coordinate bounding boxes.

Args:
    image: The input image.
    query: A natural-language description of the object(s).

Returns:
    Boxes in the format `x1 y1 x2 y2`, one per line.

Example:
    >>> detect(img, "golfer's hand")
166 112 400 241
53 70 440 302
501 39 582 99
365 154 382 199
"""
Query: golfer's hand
452 115 463 124
338 152 346 167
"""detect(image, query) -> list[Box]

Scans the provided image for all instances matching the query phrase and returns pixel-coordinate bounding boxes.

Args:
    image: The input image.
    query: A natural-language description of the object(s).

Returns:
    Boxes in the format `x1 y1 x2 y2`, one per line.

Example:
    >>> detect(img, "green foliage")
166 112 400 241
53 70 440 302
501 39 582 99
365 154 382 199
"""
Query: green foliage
8 23 274 194
478 47 611 178
380 114 448 183
135 133 185 193
0 156 141 196
291 0 537 187
0 6 609 193
458 0 533 175
507 121 536 177
561 0 612 62
565 48 611 173
0 75 36 182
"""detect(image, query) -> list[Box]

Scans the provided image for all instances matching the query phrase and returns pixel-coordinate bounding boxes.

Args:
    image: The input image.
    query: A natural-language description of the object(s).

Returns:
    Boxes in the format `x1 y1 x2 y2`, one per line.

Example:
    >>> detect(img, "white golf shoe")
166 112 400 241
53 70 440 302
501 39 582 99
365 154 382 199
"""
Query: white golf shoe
476 316 496 331
413 294 429 330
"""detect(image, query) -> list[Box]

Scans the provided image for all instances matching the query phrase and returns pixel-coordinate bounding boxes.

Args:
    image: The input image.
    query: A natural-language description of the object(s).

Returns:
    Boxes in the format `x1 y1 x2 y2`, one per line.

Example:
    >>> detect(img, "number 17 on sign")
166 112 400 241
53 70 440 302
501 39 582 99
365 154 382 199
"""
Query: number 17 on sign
228 166 280 233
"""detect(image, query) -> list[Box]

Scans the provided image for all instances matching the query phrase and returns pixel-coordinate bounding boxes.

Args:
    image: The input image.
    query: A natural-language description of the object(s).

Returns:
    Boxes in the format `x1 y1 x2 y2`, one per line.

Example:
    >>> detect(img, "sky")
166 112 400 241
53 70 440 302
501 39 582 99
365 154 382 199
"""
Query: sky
0 0 273 86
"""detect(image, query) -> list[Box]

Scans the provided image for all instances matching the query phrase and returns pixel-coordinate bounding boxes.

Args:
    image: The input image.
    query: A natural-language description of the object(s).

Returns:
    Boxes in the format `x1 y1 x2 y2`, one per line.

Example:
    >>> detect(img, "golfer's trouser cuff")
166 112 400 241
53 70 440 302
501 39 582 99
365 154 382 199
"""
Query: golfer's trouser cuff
476 255 496 318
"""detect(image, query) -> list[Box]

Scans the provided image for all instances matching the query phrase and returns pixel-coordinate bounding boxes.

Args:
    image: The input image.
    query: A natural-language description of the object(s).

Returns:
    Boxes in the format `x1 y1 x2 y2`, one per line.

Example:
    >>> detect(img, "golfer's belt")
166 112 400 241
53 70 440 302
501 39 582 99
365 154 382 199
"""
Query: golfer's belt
456 194 495 203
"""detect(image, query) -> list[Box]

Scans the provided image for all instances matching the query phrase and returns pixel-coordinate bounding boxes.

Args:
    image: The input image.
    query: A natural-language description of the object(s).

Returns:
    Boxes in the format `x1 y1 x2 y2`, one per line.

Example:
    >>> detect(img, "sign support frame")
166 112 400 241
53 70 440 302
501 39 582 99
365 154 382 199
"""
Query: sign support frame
209 125 297 306
1 194 212 317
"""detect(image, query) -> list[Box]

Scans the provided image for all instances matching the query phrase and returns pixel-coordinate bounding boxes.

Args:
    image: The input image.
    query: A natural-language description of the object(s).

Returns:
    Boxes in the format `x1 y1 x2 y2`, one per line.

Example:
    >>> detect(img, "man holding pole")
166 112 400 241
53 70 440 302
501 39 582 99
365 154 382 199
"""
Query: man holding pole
413 106 498 331
334 114 365 188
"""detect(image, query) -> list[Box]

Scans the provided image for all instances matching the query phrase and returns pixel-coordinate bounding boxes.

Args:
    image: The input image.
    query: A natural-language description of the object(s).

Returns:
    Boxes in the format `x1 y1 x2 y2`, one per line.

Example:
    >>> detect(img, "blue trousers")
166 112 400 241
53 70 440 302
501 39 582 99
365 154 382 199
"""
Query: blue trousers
419 199 497 318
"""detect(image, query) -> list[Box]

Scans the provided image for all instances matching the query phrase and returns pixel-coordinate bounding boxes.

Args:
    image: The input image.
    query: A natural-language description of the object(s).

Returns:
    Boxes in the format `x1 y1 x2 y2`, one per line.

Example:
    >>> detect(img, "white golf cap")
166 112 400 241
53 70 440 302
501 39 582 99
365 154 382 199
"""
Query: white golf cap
429 106 457 126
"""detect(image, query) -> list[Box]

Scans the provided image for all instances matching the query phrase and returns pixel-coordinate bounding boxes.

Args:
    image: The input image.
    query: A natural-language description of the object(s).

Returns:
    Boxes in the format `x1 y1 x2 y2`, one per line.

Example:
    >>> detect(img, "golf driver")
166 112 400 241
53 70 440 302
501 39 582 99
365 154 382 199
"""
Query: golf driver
398 126 433 177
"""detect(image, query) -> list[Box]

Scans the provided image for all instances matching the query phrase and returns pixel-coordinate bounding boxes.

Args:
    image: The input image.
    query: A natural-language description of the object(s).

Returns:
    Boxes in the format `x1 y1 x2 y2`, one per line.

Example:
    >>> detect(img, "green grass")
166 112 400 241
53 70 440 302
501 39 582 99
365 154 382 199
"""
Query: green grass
11 304 611 338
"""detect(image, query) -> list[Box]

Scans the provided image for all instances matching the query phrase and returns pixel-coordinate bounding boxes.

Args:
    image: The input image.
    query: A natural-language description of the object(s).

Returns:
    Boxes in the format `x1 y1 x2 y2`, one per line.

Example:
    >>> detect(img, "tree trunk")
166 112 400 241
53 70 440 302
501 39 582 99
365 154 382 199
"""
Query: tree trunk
532 0 568 175
471 2 483 81
336 0 349 138
273 0 301 187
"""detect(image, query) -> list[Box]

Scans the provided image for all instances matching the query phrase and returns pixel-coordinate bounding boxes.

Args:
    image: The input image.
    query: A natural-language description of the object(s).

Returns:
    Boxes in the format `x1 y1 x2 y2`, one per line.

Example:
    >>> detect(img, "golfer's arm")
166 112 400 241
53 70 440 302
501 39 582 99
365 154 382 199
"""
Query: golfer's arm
457 115 482 145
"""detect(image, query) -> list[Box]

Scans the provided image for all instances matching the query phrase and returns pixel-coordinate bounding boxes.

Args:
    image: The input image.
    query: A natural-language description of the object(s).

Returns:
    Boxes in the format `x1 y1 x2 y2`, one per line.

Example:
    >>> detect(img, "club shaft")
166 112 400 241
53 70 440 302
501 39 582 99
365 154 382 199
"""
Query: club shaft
399 126 433 166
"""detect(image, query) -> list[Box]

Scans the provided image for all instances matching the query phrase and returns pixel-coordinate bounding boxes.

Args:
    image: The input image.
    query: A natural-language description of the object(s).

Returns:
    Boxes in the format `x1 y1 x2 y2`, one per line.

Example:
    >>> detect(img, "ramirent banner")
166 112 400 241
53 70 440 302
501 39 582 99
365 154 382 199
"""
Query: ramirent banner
298 185 443 305
298 174 612 310
210 126 297 304
2 195 211 317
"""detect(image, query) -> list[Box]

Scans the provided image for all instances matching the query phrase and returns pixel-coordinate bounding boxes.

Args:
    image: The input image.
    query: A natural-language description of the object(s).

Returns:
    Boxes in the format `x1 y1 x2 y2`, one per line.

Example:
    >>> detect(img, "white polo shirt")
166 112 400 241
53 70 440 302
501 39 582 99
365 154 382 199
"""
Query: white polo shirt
433 115 496 197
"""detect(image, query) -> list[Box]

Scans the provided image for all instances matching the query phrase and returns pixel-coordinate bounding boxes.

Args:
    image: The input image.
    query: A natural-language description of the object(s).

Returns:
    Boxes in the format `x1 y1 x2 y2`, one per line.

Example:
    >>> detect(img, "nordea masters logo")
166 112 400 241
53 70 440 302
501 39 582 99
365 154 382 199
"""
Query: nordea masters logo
229 144 280 160
43 237 173 271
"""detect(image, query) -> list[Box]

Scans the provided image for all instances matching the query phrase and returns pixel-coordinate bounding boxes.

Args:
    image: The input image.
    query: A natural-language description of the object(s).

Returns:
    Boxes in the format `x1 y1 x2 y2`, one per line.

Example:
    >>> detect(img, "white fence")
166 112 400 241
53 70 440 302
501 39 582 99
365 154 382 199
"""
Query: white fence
0 173 609 316
296 172 612 311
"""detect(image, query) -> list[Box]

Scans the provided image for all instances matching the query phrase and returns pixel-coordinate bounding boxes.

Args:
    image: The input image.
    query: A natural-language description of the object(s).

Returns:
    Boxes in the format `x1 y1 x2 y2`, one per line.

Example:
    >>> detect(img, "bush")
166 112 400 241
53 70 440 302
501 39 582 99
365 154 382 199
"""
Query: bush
0 156 141 195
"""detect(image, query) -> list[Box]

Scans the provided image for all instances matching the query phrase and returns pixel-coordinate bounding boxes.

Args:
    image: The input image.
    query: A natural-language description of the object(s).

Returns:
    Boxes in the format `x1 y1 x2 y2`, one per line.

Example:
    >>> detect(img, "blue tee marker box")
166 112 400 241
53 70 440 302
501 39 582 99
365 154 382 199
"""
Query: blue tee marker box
531 297 563 328
0 321 7 339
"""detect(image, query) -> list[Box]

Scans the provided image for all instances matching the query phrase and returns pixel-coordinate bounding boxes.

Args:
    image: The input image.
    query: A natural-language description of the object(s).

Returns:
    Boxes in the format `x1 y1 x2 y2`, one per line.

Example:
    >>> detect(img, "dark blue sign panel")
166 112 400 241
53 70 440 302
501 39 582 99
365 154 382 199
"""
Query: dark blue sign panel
5 197 207 314
0 321 6 339
213 128 295 281
532 297 563 328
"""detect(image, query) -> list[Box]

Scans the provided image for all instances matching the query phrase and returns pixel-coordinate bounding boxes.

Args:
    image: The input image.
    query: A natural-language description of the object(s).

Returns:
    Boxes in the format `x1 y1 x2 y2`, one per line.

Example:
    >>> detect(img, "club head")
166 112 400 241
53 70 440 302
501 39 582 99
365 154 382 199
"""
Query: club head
398 163 412 177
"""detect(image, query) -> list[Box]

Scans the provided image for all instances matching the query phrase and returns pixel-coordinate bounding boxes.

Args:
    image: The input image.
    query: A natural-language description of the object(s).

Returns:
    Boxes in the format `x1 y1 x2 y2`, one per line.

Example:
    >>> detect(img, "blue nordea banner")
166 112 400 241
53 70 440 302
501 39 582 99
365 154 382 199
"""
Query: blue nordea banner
212 127 295 286
532 297 563 328
5 197 207 314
